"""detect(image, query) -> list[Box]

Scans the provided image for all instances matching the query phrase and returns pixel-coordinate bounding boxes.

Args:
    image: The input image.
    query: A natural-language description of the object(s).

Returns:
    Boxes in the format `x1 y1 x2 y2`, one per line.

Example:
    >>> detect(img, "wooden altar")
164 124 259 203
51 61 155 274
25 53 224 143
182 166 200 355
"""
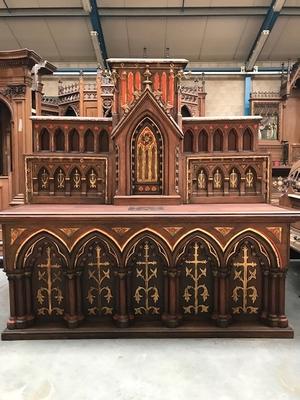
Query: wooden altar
0 54 299 339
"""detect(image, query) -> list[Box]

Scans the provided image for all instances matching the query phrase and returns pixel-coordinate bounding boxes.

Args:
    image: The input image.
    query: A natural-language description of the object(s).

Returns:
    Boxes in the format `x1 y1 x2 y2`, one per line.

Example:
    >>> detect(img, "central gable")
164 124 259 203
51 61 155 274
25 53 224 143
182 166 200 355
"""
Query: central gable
111 88 183 141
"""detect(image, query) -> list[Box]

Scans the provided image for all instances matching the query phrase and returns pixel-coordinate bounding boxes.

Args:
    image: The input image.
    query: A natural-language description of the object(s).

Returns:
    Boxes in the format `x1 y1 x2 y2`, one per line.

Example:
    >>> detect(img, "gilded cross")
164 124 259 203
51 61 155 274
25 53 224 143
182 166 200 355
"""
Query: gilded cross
73 169 81 189
232 245 258 313
37 247 63 315
184 242 208 314
134 242 159 314
245 169 254 188
87 246 112 315
57 168 65 189
41 168 49 189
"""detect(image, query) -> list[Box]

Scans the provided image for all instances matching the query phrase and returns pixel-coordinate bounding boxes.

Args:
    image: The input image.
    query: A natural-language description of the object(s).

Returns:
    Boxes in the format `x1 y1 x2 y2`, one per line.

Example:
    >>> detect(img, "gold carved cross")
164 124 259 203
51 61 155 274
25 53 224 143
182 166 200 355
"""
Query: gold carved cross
87 246 112 314
134 242 159 314
184 242 208 314
37 246 63 315
232 245 258 313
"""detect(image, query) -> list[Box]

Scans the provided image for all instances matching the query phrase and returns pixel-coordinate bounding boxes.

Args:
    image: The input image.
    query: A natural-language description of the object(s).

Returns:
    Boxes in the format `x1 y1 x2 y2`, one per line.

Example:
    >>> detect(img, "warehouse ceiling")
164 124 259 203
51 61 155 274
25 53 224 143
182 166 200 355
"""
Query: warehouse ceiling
0 0 299 68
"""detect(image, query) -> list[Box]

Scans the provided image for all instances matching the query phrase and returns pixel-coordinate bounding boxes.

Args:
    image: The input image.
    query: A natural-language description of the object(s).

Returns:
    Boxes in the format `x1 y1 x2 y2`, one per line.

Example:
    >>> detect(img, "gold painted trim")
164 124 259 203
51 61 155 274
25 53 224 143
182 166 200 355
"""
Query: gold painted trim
122 228 172 252
14 229 69 269
71 228 122 251
174 227 281 267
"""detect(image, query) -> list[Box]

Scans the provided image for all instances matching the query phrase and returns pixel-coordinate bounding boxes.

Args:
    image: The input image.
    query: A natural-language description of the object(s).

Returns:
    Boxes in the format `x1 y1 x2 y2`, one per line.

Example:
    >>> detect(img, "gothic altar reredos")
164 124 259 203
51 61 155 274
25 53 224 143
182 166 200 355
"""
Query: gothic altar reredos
0 51 299 339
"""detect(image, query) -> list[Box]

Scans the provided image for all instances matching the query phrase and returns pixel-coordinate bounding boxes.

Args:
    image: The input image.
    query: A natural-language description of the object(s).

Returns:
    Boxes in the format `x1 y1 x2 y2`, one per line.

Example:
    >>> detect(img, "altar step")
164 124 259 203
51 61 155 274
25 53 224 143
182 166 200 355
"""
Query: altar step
2 321 294 340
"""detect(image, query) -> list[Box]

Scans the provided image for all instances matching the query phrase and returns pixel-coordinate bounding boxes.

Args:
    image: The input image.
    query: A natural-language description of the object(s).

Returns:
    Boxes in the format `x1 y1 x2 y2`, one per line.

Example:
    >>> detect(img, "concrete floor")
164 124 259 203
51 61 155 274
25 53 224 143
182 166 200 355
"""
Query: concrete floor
0 264 299 400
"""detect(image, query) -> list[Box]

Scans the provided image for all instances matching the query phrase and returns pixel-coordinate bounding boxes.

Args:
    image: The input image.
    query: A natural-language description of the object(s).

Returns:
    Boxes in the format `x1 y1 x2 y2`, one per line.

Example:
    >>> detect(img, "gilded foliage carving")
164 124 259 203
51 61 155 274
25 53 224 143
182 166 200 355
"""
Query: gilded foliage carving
126 237 168 316
75 237 117 316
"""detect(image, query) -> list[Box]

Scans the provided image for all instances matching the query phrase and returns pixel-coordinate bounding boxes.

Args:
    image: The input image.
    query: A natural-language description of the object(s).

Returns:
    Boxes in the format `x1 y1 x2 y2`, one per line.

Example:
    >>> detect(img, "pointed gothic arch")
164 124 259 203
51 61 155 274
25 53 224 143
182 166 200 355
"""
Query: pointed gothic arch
69 128 79 152
39 128 50 151
84 129 94 152
54 128 65 151
131 117 163 195
16 232 69 321
124 232 170 319
228 129 238 151
243 128 253 151
198 129 208 152
181 105 192 117
184 130 193 152
213 129 223 151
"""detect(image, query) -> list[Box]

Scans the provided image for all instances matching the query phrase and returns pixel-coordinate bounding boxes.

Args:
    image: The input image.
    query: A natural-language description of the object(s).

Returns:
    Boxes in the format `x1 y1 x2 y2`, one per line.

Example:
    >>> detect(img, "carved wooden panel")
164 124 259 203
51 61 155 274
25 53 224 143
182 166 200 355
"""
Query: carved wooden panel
131 119 163 195
226 238 270 318
187 155 270 203
176 237 218 317
125 237 168 318
74 236 118 317
23 237 67 319
26 156 107 204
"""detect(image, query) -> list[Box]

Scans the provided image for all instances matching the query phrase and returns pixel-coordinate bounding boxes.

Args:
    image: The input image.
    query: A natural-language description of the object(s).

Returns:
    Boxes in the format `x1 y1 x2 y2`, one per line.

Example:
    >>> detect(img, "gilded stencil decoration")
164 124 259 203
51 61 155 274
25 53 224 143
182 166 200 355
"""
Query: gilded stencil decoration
215 227 233 237
163 226 183 237
59 228 79 238
183 242 209 314
86 245 113 315
266 227 282 243
36 247 64 316
112 227 131 235
134 241 160 315
232 246 258 314
10 228 26 245
137 127 158 183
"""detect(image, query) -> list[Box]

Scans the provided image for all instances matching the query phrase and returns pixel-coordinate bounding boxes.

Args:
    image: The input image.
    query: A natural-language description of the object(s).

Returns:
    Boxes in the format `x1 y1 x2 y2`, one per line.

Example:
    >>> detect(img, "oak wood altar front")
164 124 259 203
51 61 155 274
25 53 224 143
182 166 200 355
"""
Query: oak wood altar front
0 204 296 339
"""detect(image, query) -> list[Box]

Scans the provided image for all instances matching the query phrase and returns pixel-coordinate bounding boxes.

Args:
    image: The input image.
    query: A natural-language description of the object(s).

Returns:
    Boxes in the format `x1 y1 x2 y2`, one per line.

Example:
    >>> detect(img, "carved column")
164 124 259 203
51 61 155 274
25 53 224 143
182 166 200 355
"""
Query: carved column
260 269 269 322
64 271 83 328
114 265 130 328
164 266 180 328
211 269 219 321
96 68 103 117
14 271 30 328
216 267 231 327
278 270 288 328
7 273 17 329
268 269 279 327
79 72 84 116
24 270 35 325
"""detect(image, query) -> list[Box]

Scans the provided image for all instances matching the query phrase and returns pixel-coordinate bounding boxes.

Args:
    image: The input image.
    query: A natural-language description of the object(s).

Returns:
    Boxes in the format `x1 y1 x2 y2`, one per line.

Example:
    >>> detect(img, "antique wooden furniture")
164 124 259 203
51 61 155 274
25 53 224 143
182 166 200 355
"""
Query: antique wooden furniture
0 55 299 339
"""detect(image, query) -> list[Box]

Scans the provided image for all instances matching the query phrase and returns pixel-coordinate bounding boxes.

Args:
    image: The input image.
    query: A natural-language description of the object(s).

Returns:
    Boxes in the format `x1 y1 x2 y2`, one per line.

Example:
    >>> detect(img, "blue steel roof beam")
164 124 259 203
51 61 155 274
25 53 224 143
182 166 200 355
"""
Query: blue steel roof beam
85 0 108 68
246 0 286 71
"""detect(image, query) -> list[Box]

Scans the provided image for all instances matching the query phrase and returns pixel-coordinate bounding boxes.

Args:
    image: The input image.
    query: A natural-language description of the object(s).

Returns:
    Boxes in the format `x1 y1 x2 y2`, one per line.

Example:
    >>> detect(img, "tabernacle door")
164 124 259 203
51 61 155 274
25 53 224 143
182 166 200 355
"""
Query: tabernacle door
131 120 163 195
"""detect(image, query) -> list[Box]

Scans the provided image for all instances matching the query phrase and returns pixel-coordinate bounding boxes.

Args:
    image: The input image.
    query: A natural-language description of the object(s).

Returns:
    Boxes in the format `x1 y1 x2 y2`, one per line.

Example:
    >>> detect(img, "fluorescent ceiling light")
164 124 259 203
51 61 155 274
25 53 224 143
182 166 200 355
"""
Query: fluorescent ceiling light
82 0 92 13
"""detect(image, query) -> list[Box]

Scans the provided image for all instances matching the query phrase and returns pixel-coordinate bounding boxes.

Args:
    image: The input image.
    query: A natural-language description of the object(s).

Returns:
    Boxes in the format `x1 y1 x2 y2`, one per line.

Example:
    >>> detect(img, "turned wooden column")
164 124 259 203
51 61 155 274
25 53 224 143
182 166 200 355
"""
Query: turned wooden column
260 269 269 322
64 271 83 328
13 271 33 328
211 269 219 320
114 265 130 328
216 267 231 327
7 273 17 329
268 269 279 327
24 270 35 325
164 266 180 328
278 270 288 328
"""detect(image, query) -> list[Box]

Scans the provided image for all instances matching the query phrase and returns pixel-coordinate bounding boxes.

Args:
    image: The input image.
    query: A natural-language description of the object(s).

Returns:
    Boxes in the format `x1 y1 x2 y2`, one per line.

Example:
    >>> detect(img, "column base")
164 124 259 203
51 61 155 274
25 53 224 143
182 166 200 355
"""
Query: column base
113 314 130 328
216 314 232 328
64 314 84 329
278 315 288 328
267 314 279 327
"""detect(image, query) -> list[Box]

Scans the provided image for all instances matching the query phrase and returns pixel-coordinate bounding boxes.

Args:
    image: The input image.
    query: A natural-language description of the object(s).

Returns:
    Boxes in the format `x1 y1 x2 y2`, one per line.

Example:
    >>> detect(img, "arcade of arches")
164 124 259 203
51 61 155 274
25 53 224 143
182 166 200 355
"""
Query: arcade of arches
0 50 299 339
